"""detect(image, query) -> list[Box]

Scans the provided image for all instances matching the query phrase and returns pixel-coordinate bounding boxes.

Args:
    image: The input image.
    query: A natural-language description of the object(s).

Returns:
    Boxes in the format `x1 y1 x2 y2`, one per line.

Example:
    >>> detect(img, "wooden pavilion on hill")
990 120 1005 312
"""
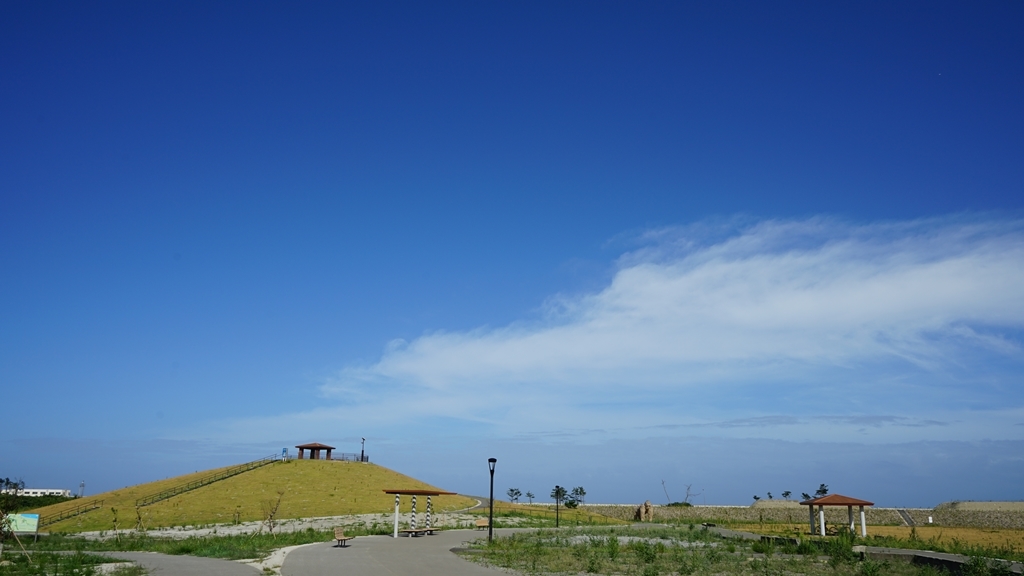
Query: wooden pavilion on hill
800 493 874 537
295 442 335 460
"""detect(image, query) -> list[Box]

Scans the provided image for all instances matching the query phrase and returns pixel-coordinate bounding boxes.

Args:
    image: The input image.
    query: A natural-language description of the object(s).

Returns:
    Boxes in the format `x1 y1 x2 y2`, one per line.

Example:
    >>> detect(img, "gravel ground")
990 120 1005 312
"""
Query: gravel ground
72 512 533 541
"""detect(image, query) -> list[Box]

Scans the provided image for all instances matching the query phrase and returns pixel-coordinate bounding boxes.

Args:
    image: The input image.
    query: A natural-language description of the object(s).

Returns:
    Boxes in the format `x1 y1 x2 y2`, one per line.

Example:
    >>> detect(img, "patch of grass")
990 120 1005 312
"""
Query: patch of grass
460 526 984 576
23 525 397 561
31 460 476 532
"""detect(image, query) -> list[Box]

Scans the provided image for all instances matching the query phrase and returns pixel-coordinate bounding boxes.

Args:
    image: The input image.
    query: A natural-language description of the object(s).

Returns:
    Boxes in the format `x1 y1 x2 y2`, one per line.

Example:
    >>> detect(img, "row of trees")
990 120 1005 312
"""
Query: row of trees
507 486 586 508
753 484 829 502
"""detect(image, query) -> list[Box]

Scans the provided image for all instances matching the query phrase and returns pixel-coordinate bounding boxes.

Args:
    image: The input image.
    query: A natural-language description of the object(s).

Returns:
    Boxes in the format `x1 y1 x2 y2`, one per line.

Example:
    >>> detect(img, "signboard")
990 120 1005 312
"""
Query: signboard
8 513 39 533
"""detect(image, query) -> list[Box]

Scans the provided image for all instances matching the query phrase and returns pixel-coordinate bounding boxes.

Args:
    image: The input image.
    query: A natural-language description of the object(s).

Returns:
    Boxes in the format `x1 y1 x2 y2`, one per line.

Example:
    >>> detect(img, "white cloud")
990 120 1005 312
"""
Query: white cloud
209 216 1024 443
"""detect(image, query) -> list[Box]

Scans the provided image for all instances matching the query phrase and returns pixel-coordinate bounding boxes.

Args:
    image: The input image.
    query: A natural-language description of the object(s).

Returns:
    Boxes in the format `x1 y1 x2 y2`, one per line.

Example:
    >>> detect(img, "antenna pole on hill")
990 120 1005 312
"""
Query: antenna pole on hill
662 480 671 504
361 438 365 463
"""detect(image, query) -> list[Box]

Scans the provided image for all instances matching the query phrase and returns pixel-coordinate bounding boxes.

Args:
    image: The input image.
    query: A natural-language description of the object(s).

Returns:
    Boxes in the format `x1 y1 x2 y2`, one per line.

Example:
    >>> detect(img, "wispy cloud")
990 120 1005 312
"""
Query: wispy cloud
207 216 1024 443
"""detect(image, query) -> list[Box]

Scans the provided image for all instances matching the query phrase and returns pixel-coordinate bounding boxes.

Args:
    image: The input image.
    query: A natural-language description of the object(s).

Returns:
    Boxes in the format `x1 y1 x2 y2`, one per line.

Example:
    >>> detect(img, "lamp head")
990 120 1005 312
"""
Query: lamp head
488 457 497 471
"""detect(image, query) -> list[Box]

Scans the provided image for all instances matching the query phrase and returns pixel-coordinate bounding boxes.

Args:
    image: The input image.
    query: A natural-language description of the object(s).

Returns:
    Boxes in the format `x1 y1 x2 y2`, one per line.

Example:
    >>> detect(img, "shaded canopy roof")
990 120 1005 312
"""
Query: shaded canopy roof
295 442 335 449
800 494 874 506
383 489 457 496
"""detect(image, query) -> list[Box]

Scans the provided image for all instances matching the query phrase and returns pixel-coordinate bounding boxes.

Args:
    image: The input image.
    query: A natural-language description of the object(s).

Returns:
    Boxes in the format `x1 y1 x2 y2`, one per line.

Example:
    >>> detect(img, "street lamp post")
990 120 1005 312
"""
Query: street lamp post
555 485 561 528
360 438 365 462
488 458 497 543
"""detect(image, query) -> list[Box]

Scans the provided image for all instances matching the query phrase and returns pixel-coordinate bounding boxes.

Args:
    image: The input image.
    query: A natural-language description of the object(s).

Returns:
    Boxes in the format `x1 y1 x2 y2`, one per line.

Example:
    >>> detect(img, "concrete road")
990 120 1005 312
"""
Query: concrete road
283 529 516 576
107 551 261 576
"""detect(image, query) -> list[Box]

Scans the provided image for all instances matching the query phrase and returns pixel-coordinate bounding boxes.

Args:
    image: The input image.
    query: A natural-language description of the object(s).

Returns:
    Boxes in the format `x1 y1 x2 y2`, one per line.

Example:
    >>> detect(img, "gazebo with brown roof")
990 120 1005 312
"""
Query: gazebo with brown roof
800 494 874 537
295 442 335 460
383 489 457 538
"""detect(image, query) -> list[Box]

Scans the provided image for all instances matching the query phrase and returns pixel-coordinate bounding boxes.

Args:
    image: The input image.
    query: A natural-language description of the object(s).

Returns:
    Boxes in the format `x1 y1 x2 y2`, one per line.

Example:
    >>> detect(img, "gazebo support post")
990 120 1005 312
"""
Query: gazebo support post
809 504 815 534
848 506 854 532
859 506 866 537
818 506 826 537
426 496 432 529
411 496 417 530
393 494 400 538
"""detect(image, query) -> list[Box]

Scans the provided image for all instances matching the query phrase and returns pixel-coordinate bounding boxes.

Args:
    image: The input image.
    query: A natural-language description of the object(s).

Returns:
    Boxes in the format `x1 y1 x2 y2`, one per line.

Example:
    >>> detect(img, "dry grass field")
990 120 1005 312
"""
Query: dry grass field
30 459 476 532
486 501 628 526
732 522 1024 549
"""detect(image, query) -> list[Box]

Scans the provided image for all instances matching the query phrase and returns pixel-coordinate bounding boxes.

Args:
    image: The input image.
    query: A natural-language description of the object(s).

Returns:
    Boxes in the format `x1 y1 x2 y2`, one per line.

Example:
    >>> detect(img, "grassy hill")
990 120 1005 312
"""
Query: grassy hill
30 459 476 533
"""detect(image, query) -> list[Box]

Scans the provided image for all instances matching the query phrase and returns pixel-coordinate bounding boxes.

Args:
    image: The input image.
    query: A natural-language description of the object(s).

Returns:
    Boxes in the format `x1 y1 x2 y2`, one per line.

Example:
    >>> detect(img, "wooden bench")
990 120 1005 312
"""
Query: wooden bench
334 527 354 547
398 527 435 536
475 518 489 530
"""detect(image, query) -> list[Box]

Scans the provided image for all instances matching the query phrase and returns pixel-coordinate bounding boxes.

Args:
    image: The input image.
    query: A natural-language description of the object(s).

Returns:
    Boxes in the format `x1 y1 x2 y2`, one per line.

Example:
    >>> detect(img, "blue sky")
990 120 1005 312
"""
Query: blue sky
2 2 1023 507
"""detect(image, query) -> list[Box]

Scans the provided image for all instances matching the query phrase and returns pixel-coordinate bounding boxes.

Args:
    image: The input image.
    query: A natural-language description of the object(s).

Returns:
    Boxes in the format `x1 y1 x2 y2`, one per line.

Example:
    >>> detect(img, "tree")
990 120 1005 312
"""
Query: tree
767 492 773 500
801 493 812 501
1 478 27 561
683 484 702 504
551 486 567 503
506 488 521 504
752 495 761 501
1 478 26 532
570 486 586 506
525 491 534 504
782 491 792 500
551 486 567 528
815 484 829 498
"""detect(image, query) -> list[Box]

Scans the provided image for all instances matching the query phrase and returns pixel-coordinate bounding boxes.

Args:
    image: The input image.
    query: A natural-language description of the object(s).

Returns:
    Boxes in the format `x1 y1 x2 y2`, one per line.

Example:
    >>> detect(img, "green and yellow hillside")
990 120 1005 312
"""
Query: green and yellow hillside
31 459 476 533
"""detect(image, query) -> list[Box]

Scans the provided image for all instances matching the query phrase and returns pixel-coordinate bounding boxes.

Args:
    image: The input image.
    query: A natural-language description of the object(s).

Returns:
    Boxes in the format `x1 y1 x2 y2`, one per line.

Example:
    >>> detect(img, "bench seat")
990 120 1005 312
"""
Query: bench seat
333 527 354 547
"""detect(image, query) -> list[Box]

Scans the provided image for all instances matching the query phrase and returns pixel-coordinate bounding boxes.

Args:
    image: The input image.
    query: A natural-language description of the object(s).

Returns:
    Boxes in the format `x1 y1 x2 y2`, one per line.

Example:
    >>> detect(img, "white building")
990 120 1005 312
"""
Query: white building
0 488 72 497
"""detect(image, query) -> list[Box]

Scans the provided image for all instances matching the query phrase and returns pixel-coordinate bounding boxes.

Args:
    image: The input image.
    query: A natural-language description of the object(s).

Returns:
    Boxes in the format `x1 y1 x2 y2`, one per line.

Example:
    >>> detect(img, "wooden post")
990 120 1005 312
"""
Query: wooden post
808 504 815 534
393 494 400 538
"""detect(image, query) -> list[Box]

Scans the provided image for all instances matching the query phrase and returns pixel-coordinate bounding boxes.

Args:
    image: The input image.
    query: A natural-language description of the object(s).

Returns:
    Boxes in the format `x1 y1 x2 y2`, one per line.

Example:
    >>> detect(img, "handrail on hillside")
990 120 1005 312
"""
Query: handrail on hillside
39 499 104 528
135 454 280 508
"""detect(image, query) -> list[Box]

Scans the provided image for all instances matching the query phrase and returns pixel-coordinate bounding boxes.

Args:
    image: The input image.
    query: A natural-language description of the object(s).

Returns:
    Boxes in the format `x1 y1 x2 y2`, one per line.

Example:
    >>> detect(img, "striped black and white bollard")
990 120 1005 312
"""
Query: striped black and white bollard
411 495 417 530
426 496 432 529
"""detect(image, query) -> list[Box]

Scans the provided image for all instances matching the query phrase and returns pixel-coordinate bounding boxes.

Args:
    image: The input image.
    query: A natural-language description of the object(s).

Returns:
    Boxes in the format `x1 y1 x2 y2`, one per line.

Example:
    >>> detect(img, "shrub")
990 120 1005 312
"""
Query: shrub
606 535 619 560
629 540 658 564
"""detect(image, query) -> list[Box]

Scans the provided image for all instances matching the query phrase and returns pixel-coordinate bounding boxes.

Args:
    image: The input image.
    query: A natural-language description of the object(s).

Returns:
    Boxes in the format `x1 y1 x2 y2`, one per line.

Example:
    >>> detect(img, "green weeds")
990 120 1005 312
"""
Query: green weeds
463 526 993 575
25 525 393 561
0 552 145 576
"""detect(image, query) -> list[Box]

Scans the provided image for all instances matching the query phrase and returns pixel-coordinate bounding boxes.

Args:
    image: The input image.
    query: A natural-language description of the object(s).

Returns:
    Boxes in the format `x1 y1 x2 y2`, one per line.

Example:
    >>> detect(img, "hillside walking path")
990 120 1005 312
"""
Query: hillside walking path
896 509 916 526
283 529 516 576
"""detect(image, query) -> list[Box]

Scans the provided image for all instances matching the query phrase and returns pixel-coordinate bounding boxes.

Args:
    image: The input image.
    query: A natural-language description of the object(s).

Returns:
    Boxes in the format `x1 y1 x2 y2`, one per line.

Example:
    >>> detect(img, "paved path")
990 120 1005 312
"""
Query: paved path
283 529 517 576
107 551 261 576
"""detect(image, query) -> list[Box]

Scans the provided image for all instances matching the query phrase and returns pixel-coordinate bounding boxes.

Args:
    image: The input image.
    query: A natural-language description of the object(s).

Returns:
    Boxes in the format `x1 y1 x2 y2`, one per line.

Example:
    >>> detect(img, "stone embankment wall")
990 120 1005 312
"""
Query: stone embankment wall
927 502 1024 529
